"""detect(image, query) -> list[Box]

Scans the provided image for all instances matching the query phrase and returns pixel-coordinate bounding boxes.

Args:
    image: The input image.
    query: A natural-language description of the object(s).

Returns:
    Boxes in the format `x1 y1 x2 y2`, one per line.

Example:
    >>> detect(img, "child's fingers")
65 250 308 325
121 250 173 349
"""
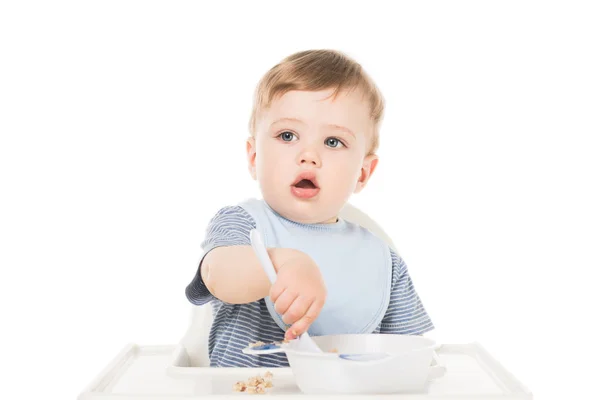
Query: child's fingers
273 289 297 316
269 280 286 303
287 298 323 338
282 295 310 325
285 328 298 341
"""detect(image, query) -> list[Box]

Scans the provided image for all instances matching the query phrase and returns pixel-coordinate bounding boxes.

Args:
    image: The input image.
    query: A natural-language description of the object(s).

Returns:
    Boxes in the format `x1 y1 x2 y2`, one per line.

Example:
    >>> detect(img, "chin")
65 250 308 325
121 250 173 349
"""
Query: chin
266 197 314 223
284 200 341 225
283 205 319 224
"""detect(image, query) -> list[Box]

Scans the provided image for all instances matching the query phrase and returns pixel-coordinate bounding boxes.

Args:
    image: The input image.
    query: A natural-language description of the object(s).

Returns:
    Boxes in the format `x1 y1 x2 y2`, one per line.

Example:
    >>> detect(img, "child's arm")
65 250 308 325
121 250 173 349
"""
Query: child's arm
185 206 262 307
185 205 326 338
203 245 326 339
201 245 302 304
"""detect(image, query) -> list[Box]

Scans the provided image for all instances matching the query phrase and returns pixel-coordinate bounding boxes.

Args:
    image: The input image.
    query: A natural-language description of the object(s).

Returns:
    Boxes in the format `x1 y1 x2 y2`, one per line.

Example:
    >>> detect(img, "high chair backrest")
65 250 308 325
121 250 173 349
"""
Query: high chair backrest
179 202 397 367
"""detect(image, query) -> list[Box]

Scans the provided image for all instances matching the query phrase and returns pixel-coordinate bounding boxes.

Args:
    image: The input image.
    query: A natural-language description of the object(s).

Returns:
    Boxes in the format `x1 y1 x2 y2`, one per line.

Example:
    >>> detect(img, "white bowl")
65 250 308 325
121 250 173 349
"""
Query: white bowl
281 334 445 395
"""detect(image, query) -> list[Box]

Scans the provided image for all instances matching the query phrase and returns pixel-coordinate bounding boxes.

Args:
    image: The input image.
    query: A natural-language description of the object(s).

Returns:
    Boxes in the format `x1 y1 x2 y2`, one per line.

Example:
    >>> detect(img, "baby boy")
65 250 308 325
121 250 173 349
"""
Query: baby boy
186 49 434 367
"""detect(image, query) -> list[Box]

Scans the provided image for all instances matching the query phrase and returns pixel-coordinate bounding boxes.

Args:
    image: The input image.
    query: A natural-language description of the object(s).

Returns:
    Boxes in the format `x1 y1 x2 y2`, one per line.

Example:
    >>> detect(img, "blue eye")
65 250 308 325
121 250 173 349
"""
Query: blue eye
278 131 296 142
325 137 344 148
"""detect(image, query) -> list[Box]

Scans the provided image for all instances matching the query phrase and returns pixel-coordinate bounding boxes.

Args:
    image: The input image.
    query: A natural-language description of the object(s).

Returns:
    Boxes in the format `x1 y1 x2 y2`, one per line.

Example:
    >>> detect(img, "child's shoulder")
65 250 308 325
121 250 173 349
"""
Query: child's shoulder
204 200 257 228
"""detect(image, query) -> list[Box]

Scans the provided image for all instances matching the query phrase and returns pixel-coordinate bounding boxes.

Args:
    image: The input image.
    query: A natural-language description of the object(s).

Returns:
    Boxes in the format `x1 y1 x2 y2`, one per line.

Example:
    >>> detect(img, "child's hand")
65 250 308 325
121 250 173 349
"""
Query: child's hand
270 251 327 340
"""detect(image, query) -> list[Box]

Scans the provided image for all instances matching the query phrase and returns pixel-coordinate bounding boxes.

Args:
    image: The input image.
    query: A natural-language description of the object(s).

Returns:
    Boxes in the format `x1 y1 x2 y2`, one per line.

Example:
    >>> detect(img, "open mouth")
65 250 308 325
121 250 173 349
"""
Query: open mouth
291 173 320 199
293 179 318 189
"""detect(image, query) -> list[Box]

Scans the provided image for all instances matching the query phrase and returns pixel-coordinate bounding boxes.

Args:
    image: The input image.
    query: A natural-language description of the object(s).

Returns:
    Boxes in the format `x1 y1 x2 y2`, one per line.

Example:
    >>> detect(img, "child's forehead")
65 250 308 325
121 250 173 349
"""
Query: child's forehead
260 89 372 133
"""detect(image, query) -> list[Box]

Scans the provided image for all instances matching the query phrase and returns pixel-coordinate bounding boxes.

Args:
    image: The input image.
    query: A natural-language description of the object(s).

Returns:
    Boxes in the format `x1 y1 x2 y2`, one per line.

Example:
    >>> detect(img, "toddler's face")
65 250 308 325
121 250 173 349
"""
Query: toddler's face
247 89 378 224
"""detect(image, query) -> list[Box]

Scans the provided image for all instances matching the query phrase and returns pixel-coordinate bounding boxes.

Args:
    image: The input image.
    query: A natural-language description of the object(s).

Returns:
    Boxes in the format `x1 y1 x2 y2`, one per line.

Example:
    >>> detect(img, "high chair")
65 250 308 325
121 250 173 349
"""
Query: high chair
78 203 532 399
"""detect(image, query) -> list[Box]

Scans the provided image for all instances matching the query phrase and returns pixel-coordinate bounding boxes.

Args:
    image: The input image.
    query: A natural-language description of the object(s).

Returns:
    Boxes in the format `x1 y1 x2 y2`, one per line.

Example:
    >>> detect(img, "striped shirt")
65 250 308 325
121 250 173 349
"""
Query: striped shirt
185 206 434 367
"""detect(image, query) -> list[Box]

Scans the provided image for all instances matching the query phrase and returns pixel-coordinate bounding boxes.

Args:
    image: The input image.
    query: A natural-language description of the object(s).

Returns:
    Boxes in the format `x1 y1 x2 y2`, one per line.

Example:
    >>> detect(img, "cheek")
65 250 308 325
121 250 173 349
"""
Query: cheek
255 141 287 182
332 152 363 177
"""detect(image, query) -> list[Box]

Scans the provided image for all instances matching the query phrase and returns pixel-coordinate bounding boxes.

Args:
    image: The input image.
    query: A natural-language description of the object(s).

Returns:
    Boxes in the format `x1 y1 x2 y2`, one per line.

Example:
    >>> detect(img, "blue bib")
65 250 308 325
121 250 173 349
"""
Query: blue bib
239 198 392 336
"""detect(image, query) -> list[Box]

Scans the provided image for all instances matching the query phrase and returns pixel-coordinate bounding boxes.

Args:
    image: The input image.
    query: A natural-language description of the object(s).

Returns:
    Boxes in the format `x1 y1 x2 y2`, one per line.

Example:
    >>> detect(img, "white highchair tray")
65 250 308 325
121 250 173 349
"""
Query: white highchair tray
78 342 531 399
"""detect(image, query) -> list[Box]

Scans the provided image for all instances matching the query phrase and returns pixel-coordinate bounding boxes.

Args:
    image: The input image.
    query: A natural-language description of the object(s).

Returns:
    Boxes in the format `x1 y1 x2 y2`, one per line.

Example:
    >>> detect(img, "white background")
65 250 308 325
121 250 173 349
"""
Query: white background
1 1 599 399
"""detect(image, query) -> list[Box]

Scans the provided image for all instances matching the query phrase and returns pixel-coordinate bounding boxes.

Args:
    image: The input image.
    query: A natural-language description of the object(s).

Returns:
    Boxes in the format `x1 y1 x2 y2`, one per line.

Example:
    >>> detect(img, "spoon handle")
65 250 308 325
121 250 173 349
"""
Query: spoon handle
249 229 277 285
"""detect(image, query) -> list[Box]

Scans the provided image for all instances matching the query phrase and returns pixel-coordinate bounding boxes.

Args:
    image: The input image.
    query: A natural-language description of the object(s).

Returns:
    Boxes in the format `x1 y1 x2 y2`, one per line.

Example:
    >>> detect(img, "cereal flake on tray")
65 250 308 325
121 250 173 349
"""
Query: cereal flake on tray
232 371 274 394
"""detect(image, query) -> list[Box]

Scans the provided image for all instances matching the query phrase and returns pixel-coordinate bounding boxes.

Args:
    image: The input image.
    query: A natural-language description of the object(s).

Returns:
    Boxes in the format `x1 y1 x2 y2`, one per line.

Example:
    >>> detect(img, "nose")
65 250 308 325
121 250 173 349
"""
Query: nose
296 147 322 168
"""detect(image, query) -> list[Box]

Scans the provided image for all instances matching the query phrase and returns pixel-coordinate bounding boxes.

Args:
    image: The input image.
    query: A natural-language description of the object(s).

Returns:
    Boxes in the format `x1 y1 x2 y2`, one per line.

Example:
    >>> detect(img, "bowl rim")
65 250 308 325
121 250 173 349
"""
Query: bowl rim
282 333 437 358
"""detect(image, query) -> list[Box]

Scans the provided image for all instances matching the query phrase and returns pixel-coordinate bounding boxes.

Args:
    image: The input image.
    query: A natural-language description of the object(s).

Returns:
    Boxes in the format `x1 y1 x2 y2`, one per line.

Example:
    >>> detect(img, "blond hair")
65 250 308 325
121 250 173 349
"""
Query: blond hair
248 49 385 155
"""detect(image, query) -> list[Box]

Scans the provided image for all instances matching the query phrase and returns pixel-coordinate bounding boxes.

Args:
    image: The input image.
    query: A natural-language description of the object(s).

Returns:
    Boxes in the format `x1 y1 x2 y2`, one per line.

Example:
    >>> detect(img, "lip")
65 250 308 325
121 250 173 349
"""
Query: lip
292 171 319 188
291 171 320 199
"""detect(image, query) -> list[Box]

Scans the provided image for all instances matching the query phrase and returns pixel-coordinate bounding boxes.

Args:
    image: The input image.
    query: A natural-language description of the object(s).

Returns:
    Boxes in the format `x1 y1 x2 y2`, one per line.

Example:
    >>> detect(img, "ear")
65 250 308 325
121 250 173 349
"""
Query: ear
246 136 257 180
354 154 379 193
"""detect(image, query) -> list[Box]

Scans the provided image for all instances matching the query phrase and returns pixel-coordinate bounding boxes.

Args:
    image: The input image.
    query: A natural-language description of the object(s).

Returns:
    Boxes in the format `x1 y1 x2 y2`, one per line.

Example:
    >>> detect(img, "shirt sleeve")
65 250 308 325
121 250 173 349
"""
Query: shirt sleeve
379 250 435 335
185 206 257 306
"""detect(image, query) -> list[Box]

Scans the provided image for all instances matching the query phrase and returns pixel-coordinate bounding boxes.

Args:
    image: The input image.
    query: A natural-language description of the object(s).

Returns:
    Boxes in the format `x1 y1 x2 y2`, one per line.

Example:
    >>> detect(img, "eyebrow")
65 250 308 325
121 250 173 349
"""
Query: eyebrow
270 117 356 139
